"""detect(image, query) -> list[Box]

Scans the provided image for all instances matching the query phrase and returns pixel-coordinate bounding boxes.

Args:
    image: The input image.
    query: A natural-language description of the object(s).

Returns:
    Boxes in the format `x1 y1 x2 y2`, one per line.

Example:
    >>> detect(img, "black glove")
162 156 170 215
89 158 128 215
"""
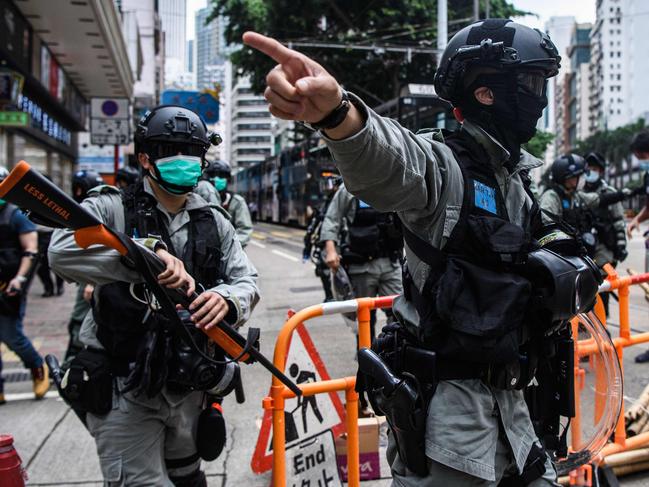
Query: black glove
614 246 628 262
599 189 633 208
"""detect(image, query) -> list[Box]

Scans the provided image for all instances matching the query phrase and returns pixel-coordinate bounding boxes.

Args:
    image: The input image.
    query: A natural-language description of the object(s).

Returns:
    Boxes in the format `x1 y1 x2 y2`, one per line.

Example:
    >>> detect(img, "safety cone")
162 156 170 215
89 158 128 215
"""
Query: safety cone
0 435 27 487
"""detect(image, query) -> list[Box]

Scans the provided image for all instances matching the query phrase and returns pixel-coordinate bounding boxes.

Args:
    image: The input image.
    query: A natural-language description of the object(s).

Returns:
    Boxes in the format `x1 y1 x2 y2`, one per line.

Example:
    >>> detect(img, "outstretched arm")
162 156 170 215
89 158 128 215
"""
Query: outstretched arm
243 32 452 215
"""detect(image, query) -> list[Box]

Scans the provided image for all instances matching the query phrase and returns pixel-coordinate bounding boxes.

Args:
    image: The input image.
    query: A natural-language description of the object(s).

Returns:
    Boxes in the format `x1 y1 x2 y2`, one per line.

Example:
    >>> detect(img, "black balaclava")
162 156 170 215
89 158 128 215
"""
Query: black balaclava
459 72 548 168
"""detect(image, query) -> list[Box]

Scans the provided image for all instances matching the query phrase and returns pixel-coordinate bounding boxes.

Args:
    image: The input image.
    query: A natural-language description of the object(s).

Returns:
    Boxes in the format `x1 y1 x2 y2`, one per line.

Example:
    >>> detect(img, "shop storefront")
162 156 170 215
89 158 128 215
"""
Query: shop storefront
0 0 86 193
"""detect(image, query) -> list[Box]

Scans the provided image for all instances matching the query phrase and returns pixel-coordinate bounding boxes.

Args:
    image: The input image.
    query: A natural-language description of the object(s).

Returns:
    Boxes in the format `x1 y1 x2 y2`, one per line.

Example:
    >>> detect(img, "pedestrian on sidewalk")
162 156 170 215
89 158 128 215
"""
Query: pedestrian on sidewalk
0 167 49 405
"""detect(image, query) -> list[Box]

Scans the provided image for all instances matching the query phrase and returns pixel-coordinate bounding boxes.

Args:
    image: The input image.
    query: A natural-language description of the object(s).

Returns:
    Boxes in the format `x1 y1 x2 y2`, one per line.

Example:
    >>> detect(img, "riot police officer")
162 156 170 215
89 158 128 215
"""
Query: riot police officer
302 173 342 302
244 19 603 485
540 154 633 258
320 184 403 338
115 165 140 189
49 105 259 485
196 160 253 247
63 170 105 366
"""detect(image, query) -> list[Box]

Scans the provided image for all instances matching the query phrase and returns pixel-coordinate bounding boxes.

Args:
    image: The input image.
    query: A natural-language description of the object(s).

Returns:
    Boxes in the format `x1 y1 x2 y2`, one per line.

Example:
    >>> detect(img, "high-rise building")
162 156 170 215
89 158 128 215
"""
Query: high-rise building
195 8 230 91
565 23 592 151
187 39 194 73
121 0 165 115
159 0 186 87
589 0 649 132
543 16 577 163
229 76 275 169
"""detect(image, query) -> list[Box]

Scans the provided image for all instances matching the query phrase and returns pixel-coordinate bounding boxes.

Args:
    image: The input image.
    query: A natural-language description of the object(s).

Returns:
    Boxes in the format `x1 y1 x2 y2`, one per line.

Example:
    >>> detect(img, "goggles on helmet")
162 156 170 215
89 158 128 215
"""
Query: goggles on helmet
517 72 547 96
147 142 206 161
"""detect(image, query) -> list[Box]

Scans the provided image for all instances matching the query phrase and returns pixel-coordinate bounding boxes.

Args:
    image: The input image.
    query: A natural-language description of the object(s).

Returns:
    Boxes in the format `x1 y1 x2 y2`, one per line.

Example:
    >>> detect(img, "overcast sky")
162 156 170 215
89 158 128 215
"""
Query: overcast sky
185 0 597 41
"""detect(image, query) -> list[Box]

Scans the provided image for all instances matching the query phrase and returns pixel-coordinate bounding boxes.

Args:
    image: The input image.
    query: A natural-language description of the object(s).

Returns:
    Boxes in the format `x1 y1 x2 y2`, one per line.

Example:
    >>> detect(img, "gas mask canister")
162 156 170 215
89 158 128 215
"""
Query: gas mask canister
149 155 203 195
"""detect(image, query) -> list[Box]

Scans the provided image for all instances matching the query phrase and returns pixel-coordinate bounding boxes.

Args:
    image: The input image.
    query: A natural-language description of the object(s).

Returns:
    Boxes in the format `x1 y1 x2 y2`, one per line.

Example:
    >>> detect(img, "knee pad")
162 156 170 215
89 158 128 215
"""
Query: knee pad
169 468 207 487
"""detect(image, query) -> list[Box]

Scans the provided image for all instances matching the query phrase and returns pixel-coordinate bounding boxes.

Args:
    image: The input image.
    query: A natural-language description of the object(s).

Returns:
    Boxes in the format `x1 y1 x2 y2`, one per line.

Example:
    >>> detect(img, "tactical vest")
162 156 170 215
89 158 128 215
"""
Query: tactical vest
587 183 619 251
403 130 541 365
0 204 22 283
344 200 403 263
552 187 597 255
93 184 224 365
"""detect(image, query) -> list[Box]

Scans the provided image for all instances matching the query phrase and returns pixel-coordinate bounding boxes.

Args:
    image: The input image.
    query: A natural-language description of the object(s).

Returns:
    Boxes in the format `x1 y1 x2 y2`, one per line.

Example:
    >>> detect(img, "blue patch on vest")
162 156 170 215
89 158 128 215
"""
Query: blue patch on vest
358 200 371 209
473 180 497 214
562 199 570 209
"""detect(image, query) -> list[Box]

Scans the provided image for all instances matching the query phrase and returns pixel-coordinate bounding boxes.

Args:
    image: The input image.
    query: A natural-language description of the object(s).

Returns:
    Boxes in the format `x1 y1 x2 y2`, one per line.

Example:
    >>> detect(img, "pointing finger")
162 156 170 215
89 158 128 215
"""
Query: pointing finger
243 31 295 64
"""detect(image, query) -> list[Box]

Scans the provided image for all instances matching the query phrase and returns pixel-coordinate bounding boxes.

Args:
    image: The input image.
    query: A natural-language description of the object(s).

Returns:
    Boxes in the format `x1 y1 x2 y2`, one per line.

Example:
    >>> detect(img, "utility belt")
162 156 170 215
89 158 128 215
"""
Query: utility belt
358 339 546 480
61 311 242 418
341 245 400 265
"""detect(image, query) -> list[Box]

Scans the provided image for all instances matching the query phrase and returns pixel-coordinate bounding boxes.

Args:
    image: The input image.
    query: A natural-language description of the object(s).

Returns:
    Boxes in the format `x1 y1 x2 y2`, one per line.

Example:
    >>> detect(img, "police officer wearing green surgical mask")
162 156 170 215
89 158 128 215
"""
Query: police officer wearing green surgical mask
197 160 253 247
49 105 260 485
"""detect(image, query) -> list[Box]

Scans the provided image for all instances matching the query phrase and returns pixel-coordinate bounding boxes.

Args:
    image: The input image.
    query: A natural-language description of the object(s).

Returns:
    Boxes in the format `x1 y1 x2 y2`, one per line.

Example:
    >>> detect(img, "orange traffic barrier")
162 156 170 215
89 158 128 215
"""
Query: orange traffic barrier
566 266 649 485
264 295 395 487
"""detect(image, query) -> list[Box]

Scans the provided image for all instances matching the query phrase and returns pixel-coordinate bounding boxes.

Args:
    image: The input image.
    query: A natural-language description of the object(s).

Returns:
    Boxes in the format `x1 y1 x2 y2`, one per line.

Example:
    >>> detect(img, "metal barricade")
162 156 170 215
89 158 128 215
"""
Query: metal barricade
264 295 395 487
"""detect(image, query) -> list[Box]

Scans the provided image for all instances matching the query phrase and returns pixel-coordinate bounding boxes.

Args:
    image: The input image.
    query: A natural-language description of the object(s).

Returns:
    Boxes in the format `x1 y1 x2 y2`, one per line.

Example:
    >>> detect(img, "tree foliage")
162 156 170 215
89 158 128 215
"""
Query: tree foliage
209 0 529 105
523 130 554 159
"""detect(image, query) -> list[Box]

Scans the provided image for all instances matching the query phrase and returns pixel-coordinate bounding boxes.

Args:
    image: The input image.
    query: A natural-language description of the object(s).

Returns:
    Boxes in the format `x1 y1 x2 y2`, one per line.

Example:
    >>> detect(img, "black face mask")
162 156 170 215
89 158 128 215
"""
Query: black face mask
460 73 548 158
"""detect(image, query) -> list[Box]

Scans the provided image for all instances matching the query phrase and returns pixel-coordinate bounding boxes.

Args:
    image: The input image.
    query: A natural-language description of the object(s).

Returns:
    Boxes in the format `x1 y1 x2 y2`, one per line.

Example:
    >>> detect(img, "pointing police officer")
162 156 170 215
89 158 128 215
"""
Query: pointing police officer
241 19 607 485
49 105 259 486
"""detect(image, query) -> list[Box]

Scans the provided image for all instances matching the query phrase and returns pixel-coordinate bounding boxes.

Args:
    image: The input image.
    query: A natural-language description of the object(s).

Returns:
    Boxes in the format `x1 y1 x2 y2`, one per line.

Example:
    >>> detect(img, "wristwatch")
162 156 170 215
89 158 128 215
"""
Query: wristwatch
15 275 27 283
303 91 351 131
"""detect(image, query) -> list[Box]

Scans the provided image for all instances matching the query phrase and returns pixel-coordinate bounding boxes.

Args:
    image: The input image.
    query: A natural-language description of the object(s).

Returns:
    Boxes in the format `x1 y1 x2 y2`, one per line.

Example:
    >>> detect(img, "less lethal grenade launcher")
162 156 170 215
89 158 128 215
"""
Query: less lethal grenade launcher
0 161 301 397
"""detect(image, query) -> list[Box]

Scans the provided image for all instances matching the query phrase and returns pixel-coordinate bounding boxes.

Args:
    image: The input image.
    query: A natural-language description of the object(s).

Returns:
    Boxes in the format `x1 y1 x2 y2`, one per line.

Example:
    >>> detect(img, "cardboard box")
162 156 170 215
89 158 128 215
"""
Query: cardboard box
335 416 381 481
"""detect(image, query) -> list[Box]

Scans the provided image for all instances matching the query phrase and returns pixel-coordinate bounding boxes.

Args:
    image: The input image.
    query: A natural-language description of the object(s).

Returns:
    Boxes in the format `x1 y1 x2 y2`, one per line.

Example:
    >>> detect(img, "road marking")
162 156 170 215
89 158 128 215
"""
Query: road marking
271 230 294 239
252 231 267 240
249 240 267 249
271 249 300 262
4 390 60 401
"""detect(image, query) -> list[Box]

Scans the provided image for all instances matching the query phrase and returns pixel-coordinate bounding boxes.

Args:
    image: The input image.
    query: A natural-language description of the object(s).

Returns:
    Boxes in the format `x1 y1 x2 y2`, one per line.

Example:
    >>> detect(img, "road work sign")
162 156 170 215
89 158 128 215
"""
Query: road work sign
287 430 342 487
251 318 345 473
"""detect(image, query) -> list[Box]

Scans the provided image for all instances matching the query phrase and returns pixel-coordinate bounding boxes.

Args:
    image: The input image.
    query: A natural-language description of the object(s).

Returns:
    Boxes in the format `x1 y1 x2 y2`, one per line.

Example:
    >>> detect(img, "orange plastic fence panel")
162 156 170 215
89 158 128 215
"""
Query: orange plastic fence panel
268 296 395 487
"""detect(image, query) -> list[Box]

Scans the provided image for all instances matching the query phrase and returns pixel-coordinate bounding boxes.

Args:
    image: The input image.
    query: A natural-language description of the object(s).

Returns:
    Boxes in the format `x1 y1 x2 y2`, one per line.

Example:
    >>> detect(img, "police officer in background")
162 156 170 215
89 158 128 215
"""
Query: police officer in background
196 160 253 247
50 105 259 485
321 184 403 338
244 19 600 485
115 165 140 189
303 173 342 302
540 154 633 259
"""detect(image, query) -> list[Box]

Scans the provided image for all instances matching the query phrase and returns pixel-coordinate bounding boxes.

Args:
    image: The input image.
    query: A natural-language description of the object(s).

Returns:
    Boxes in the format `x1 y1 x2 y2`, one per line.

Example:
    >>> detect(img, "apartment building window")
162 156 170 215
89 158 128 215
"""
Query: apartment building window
237 148 271 155
237 99 267 106
237 123 272 130
236 135 271 143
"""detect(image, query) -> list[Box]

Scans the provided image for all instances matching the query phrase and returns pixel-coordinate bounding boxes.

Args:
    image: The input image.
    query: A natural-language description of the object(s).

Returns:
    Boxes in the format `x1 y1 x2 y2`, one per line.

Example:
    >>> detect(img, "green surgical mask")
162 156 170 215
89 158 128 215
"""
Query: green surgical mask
214 177 227 191
150 155 202 195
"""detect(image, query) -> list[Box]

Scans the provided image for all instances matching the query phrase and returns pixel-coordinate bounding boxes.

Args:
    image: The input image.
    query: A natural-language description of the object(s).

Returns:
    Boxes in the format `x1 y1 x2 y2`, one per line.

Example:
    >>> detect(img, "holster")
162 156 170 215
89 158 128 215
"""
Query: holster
357 347 431 476
61 347 114 416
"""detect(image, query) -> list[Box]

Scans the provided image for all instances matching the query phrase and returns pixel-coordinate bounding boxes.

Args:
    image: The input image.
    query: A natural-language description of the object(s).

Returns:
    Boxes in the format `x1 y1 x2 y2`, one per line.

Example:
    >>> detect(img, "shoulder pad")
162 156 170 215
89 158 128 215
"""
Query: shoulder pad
416 128 445 143
210 204 232 221
87 184 121 197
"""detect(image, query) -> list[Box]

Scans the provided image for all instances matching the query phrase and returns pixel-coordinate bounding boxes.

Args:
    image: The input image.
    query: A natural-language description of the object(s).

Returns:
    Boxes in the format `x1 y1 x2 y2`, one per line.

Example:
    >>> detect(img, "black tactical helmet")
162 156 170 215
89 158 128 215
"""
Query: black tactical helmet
585 152 607 170
72 169 104 202
134 105 220 161
434 19 561 105
551 154 586 184
116 165 140 185
203 159 231 180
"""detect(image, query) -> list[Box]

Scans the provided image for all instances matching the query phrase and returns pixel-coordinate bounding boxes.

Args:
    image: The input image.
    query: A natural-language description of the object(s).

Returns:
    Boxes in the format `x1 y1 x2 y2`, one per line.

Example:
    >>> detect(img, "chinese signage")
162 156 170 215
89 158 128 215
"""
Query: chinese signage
18 94 72 146
0 111 29 127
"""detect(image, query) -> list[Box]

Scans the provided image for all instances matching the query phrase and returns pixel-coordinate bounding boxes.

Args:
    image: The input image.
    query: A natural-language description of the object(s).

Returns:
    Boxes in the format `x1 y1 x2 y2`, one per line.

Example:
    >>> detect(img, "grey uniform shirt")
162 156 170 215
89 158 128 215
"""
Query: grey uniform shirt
322 93 542 481
49 178 260 352
195 181 253 247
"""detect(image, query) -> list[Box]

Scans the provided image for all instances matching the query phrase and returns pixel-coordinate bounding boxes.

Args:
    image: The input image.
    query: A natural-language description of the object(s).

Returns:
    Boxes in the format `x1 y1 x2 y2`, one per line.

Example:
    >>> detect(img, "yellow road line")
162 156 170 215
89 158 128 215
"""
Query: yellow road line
252 232 267 240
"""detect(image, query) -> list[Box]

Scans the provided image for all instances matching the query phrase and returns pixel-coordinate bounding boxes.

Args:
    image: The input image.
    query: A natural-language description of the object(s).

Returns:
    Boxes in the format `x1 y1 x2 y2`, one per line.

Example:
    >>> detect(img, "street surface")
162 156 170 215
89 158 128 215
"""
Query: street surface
1 221 649 486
